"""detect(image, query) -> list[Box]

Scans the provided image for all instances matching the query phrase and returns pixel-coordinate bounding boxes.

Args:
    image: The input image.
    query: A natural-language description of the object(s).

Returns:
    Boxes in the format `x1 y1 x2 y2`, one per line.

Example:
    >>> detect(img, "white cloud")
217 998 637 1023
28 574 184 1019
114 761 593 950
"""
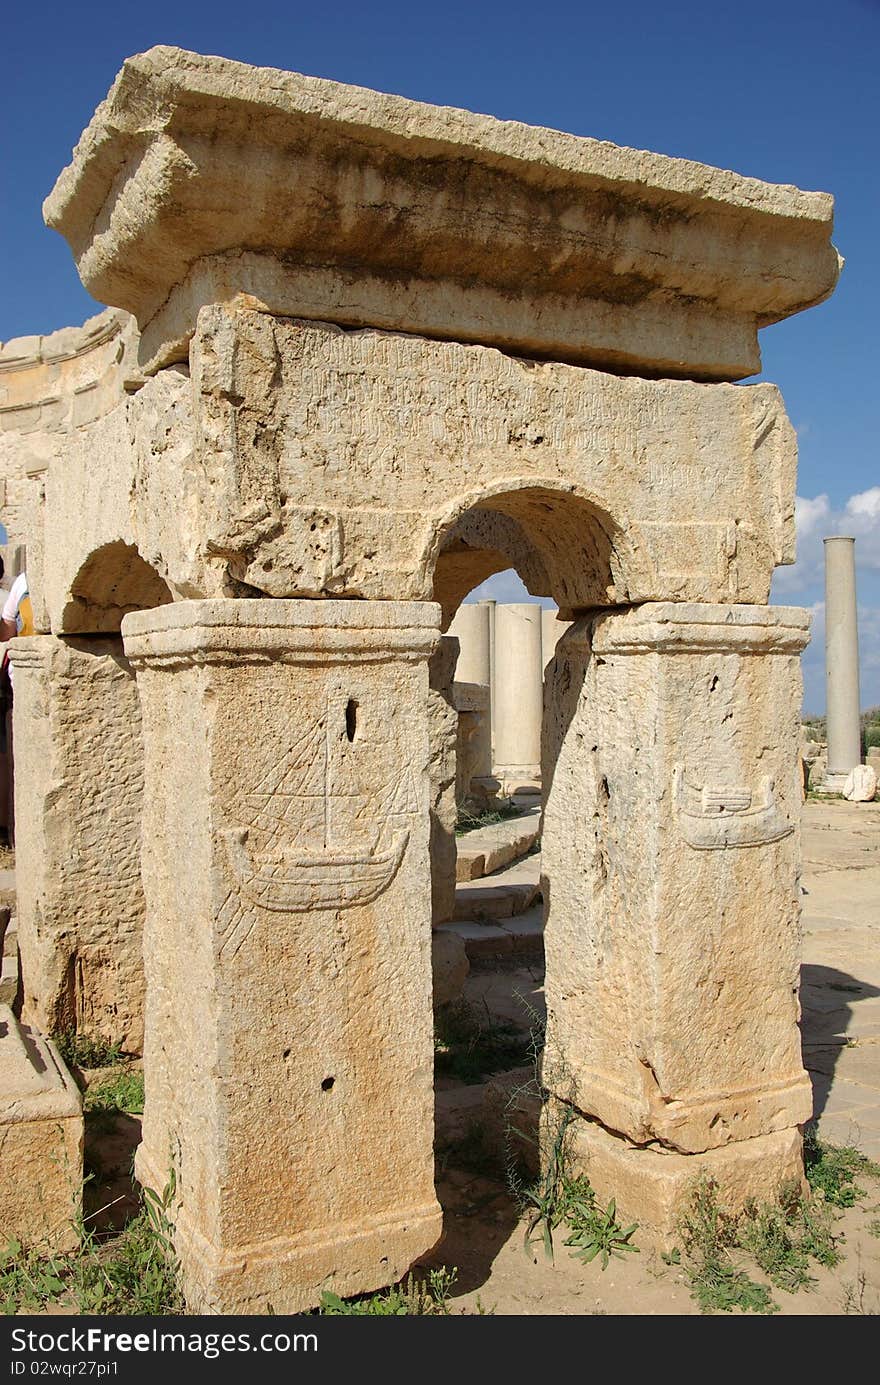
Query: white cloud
772 488 880 595
800 600 880 715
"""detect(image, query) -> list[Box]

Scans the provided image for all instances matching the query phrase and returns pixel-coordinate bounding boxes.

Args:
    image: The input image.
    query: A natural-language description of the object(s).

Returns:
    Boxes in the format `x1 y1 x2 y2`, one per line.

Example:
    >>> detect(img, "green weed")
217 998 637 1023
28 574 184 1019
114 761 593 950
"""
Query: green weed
455 802 524 836
678 1176 778 1315
0 1176 182 1316
804 1128 880 1208
319 1267 457 1315
434 1000 531 1084
84 1068 144 1117
518 1102 639 1271
562 1189 639 1269
736 1185 839 1292
53 1031 124 1069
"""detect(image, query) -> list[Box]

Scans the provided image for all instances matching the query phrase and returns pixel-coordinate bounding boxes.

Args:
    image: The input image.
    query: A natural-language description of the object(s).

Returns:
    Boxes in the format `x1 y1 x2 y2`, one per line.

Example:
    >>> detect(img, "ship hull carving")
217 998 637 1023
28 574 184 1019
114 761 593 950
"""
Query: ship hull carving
673 766 793 850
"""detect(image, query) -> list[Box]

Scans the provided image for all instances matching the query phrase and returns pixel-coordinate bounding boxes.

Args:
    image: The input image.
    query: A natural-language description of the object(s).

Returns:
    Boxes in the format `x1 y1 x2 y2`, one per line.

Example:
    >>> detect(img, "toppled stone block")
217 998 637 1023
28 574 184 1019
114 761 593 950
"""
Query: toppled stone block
808 753 828 790
844 764 878 802
0 1006 83 1252
431 930 469 1009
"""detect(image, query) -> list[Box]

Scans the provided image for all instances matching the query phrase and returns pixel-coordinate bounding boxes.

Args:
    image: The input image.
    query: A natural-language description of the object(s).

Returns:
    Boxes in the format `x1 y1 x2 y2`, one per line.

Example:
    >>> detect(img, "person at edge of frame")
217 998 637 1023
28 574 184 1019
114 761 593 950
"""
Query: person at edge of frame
0 563 33 847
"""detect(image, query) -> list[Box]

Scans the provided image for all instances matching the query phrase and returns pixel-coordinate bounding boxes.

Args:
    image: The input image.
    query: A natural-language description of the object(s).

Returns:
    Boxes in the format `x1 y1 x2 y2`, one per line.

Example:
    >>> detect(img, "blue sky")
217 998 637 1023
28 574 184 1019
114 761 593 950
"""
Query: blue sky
2 0 877 711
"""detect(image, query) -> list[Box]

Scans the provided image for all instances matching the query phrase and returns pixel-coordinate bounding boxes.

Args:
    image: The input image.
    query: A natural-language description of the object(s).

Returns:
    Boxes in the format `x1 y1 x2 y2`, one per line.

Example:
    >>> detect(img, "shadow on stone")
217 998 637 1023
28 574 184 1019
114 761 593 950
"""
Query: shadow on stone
800 962 880 1123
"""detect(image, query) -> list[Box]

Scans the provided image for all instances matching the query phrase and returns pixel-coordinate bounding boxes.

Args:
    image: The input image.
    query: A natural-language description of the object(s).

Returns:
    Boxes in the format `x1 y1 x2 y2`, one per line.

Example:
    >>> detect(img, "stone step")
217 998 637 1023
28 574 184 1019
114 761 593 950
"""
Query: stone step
454 849 541 920
453 880 540 921
455 806 541 882
436 905 544 961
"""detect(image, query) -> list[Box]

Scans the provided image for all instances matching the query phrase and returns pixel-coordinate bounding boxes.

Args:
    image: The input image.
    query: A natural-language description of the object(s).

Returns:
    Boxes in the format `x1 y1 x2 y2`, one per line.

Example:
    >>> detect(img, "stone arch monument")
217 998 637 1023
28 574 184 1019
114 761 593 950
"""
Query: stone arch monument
1 46 839 1310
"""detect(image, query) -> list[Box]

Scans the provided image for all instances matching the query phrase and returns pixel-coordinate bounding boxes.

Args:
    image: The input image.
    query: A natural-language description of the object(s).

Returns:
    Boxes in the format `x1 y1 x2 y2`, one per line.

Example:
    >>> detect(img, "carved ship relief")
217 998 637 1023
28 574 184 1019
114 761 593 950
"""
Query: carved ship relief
673 766 793 850
217 700 416 954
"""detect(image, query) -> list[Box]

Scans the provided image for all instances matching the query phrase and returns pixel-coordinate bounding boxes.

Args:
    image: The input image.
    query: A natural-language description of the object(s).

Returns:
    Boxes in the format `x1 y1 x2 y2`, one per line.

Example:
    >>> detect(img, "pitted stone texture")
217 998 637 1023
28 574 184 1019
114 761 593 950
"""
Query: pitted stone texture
187 306 798 609
122 600 443 1313
9 636 145 1051
428 637 459 924
23 306 803 633
432 930 469 1008
0 1007 83 1252
45 47 838 380
555 1104 806 1244
542 603 812 1159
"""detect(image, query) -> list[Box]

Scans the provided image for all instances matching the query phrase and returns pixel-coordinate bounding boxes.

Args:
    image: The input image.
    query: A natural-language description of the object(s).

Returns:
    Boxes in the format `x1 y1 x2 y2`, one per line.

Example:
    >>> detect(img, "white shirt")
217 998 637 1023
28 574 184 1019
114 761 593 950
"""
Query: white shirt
2 573 28 689
2 573 28 629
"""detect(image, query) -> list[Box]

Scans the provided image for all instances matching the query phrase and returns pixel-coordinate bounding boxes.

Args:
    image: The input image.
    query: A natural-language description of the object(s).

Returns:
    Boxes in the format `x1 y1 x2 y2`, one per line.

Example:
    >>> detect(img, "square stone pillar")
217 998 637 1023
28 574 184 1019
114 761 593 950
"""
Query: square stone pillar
542 603 812 1238
122 599 443 1313
9 635 145 1050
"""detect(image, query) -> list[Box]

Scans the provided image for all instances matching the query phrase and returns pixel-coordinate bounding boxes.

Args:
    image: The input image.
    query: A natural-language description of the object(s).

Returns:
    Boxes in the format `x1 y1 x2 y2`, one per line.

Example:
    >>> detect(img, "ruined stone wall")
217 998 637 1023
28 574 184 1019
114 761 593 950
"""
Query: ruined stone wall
12 636 145 1050
0 311 138 628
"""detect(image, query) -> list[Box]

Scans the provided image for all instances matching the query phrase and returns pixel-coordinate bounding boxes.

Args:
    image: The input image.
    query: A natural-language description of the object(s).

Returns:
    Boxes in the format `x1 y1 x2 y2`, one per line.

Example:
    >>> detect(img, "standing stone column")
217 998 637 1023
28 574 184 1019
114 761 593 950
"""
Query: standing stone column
447 602 491 687
480 599 497 755
493 603 543 784
542 603 812 1237
9 635 145 1050
824 536 862 788
122 599 442 1313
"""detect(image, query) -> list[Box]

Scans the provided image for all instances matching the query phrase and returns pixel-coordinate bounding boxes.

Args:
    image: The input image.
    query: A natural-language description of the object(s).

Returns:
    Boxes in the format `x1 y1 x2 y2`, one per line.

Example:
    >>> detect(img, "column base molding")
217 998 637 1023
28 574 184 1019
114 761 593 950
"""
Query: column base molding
547 1103 806 1244
136 1148 443 1314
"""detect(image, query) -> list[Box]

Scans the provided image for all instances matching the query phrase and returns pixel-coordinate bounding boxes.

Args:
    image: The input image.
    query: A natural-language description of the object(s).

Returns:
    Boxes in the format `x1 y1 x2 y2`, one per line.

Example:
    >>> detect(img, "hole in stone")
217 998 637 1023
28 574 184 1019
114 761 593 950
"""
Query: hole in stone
709 674 719 692
283 1048 291 1059
345 699 358 742
321 1076 335 1092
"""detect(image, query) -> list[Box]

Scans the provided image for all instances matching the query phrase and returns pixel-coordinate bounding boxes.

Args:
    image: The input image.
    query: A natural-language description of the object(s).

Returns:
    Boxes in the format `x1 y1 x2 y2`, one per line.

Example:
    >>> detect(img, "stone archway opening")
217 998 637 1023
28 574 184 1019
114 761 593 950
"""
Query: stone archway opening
60 540 173 636
427 488 620 1217
430 483 627 630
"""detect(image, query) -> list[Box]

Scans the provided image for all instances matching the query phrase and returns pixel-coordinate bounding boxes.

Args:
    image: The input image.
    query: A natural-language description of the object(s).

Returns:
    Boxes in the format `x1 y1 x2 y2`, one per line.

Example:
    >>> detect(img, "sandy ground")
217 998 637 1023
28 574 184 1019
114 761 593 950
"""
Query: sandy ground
422 799 880 1315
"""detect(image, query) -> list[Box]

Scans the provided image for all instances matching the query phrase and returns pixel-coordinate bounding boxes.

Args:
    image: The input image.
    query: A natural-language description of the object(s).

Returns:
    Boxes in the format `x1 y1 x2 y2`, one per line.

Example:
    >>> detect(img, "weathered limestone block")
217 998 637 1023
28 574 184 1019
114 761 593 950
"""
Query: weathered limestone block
453 681 492 809
428 636 459 925
0 1006 83 1252
542 603 811 1234
32 304 805 631
0 310 137 627
431 931 469 1009
553 1107 806 1244
437 518 549 627
185 303 799 609
9 636 145 1050
45 47 838 381
122 599 443 1313
808 755 829 793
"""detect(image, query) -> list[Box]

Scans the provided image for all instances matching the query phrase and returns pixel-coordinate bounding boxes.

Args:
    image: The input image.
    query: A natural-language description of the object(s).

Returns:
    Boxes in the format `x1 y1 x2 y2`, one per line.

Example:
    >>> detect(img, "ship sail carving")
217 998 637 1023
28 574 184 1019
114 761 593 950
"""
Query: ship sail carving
222 698 414 913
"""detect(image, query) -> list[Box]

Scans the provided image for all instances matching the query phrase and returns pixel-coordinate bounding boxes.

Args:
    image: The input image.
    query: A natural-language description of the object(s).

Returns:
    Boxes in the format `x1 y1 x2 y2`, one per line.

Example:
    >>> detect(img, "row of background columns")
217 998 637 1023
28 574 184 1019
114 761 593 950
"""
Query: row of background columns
447 599 570 784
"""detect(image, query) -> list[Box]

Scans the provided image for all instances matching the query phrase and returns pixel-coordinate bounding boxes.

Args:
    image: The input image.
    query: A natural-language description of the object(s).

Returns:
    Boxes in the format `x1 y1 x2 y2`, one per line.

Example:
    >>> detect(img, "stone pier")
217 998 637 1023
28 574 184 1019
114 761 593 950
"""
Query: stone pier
10 636 146 1050
447 603 491 687
122 599 442 1313
824 536 862 791
542 604 812 1236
